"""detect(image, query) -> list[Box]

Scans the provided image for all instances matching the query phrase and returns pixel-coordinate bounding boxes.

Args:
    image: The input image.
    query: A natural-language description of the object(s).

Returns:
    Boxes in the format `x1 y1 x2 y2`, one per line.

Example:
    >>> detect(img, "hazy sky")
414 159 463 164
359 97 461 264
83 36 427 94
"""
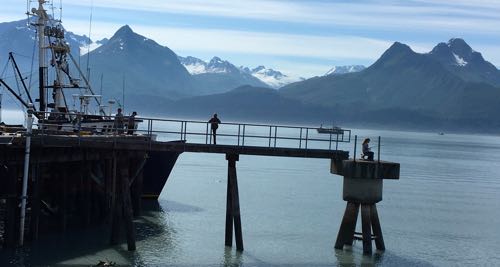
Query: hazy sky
2 0 499 78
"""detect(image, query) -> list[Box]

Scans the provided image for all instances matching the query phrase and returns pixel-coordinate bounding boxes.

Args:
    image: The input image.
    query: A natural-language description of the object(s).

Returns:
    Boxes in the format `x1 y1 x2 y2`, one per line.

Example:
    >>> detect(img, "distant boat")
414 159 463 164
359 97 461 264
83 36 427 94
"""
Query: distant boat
317 124 344 134
438 132 445 135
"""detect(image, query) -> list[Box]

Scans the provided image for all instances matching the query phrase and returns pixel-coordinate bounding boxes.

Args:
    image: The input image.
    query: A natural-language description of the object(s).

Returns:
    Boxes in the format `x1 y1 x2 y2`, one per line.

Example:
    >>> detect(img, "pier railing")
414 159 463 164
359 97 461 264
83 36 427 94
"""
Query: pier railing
27 112 351 151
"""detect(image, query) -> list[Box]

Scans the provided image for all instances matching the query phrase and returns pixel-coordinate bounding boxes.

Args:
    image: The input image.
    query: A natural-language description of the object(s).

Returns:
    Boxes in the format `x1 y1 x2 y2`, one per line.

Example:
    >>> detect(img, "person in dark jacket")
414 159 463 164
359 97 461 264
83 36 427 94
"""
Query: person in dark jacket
362 138 374 160
114 108 124 134
208 113 221 144
127 111 137 135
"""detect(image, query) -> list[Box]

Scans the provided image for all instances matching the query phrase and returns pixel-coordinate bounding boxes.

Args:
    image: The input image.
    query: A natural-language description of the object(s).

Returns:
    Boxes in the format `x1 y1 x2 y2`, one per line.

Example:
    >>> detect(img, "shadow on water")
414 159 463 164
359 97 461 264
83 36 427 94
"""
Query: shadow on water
0 200 183 266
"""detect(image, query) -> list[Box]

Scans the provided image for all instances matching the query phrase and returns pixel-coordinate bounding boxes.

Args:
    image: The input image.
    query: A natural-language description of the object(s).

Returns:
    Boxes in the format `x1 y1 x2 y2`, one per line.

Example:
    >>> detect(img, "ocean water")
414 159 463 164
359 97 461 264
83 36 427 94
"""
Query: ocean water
1 110 500 266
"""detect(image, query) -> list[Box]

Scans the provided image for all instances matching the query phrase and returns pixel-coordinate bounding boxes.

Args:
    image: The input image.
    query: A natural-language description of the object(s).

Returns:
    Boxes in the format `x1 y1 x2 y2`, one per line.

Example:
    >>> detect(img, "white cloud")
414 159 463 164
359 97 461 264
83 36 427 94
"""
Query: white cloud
65 0 500 35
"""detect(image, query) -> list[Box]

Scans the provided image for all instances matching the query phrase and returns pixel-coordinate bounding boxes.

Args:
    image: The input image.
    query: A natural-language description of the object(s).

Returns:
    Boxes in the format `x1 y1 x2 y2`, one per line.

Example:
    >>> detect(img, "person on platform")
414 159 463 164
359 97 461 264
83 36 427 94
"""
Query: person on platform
114 108 124 134
208 113 221 144
362 138 374 160
127 111 137 135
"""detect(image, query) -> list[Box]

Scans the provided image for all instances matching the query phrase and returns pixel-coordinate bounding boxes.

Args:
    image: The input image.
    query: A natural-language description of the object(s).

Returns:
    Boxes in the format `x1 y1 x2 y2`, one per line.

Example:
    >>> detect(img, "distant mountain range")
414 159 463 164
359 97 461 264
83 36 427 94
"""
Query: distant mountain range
179 56 302 89
2 17 500 131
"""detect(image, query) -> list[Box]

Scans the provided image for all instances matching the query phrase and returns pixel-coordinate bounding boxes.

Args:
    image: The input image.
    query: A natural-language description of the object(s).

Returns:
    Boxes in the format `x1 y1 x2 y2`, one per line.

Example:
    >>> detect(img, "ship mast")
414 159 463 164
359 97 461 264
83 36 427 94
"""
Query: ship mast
33 0 48 117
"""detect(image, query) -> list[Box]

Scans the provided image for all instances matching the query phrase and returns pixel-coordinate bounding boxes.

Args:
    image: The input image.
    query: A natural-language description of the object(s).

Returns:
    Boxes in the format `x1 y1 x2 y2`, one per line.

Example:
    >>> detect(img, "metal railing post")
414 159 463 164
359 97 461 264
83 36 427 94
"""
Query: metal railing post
336 132 339 150
378 136 381 163
242 125 246 146
237 124 241 146
274 126 277 148
206 123 209 144
180 121 184 140
329 133 332 150
268 126 272 147
299 128 302 149
353 135 357 162
305 128 309 149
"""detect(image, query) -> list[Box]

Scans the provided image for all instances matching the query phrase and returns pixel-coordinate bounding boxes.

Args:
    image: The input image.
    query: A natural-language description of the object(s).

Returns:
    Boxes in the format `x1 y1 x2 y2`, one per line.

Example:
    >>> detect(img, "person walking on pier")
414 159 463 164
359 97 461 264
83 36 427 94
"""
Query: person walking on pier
362 138 374 160
127 111 137 135
114 108 124 134
208 113 221 144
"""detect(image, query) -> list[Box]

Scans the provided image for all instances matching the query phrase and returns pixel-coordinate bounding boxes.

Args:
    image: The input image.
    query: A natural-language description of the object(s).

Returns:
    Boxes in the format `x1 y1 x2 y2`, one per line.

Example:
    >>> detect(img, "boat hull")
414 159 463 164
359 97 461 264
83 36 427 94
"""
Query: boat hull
142 150 182 199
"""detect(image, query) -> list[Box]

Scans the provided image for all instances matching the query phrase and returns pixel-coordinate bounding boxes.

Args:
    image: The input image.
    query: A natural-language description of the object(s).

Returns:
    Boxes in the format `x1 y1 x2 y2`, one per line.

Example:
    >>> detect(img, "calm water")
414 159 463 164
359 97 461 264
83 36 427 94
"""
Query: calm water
1 110 500 266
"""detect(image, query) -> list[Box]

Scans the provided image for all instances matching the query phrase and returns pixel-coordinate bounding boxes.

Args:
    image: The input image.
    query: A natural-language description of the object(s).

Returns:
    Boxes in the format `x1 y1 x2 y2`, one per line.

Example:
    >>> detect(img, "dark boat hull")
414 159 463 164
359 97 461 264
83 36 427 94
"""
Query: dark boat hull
142 150 182 199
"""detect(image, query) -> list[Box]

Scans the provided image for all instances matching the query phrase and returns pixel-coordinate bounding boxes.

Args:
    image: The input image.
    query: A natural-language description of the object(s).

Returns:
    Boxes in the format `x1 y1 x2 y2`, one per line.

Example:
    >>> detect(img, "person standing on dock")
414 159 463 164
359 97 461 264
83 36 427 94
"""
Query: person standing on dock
208 113 221 144
114 108 124 134
362 138 374 160
127 111 137 135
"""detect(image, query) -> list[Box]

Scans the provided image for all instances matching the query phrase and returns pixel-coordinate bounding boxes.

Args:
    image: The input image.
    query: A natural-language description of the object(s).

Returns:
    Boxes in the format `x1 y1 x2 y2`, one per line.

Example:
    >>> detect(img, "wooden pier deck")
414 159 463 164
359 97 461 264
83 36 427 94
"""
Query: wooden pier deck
6 135 349 160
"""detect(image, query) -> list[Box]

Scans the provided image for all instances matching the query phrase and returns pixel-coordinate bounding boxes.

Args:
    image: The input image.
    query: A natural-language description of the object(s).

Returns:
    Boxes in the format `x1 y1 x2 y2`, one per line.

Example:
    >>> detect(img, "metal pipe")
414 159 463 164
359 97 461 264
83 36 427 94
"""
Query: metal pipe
19 104 34 246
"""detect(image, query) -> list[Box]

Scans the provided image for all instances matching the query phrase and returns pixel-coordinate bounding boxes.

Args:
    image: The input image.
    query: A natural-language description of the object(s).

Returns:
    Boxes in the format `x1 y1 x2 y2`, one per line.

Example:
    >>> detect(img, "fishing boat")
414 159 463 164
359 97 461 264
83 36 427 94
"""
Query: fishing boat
0 0 180 199
0 0 124 133
317 124 344 134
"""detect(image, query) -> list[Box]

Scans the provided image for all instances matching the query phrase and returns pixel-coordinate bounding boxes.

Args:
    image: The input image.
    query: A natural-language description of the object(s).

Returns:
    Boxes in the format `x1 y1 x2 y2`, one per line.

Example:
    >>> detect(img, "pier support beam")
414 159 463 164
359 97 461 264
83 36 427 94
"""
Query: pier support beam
331 159 399 255
225 153 243 251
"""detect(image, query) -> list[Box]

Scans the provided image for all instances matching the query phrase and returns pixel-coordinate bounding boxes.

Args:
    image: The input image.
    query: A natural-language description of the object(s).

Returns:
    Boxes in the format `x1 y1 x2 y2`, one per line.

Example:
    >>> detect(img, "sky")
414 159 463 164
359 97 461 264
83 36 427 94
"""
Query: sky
1 0 500 78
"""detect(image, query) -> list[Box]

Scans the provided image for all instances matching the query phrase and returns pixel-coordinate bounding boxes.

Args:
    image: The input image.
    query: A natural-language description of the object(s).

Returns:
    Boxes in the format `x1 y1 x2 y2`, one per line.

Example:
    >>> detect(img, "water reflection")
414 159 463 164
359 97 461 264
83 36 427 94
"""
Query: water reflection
222 246 243 266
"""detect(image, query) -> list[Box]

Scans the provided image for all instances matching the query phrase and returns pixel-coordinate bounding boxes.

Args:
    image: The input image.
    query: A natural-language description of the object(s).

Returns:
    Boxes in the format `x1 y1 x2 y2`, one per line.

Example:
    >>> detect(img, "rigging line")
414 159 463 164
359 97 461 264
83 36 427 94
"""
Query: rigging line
11 60 24 98
1 59 10 78
10 52 34 59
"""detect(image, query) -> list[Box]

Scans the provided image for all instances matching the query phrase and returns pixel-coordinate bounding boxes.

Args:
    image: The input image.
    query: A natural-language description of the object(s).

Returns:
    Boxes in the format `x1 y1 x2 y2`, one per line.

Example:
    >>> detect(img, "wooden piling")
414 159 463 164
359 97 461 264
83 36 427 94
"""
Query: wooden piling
360 204 372 255
29 163 41 241
334 202 359 249
225 153 243 251
370 204 385 250
4 165 19 247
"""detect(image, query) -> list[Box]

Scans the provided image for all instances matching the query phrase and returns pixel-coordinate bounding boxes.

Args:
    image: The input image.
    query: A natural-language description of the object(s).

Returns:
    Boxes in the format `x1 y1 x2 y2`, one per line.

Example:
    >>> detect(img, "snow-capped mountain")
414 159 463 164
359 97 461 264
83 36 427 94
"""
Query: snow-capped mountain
179 56 300 88
241 66 302 89
325 65 366 76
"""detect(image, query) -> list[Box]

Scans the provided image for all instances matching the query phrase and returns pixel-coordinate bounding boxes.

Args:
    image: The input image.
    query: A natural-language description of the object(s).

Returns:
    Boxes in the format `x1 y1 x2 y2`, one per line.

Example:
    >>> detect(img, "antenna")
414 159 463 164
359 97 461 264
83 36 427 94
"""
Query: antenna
0 91 3 123
99 73 103 96
86 0 93 77
122 74 125 112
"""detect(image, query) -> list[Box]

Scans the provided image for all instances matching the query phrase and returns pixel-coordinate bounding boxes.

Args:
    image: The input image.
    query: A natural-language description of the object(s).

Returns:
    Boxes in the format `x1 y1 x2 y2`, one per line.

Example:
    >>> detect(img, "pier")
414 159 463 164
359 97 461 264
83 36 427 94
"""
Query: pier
0 114 399 254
